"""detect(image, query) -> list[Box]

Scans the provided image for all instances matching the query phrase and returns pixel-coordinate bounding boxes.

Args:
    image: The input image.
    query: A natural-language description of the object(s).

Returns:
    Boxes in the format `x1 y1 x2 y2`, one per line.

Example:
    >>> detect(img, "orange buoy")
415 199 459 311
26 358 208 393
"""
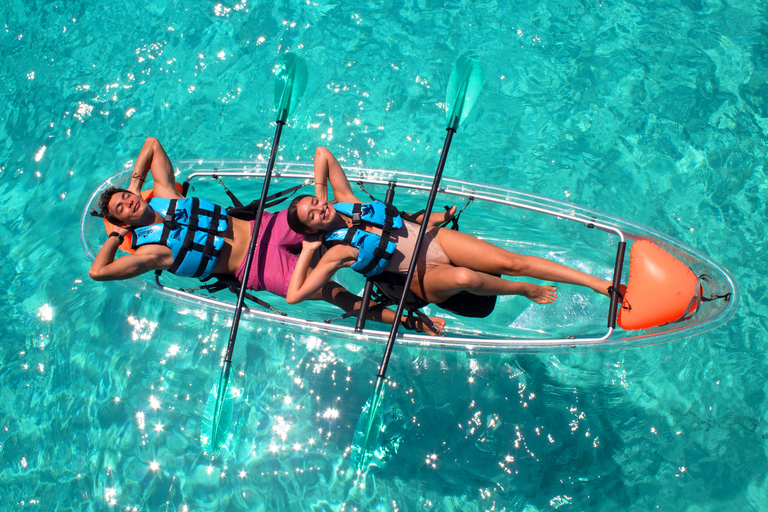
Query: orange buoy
102 183 184 253
617 240 699 330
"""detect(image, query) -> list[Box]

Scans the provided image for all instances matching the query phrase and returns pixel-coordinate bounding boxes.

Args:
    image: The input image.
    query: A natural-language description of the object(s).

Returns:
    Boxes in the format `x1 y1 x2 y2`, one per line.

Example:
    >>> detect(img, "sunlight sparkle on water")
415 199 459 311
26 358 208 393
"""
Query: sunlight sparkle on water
37 304 53 321
127 316 158 341
213 4 231 16
136 412 146 430
103 487 116 504
322 408 339 419
273 416 292 441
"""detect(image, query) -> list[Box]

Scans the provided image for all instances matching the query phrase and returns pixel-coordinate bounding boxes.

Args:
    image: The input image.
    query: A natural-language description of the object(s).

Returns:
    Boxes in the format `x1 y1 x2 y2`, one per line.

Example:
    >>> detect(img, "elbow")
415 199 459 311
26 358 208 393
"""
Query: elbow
285 289 305 305
89 264 119 281
89 268 106 281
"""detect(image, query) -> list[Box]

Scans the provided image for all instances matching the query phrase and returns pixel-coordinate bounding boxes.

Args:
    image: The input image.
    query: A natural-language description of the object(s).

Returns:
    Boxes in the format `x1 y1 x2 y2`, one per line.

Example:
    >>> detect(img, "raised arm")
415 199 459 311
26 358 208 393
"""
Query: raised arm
285 238 356 304
313 146 361 204
89 231 174 281
128 137 181 199
314 146 456 229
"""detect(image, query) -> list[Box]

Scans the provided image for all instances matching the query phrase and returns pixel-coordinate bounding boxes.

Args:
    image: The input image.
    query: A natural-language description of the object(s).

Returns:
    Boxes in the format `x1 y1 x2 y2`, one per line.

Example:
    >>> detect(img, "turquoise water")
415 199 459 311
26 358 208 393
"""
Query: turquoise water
1 0 766 510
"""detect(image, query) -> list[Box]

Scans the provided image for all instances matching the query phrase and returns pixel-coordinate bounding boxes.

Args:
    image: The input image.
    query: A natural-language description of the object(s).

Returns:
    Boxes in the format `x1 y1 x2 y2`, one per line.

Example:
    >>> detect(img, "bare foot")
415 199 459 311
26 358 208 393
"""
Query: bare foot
443 205 457 223
522 283 558 304
404 315 446 336
421 316 446 336
425 205 456 229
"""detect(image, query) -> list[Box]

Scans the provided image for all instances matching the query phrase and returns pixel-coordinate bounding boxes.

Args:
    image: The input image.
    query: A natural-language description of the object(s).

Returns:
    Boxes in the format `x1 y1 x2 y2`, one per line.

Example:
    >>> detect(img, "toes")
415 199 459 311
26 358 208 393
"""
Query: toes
425 317 446 336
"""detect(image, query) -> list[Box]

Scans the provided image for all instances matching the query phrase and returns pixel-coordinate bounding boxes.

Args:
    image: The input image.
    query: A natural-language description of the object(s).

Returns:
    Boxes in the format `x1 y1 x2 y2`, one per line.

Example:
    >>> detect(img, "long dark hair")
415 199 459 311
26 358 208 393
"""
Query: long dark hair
286 194 313 234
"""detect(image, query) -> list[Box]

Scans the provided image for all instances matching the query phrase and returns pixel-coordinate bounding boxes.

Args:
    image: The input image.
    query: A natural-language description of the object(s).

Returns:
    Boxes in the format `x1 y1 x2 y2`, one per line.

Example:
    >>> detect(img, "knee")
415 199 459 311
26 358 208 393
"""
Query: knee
451 267 482 290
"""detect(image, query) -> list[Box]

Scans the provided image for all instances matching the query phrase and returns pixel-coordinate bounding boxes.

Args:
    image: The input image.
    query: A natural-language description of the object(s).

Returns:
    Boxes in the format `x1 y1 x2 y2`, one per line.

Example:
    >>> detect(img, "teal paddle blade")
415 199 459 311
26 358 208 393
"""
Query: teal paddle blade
274 53 308 123
201 366 234 453
351 377 386 472
445 56 483 130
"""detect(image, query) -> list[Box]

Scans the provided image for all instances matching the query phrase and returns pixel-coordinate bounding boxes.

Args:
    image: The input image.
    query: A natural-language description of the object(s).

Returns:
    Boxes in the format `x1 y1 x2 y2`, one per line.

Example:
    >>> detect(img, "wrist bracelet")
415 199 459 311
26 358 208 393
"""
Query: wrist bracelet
109 231 125 244
316 182 327 187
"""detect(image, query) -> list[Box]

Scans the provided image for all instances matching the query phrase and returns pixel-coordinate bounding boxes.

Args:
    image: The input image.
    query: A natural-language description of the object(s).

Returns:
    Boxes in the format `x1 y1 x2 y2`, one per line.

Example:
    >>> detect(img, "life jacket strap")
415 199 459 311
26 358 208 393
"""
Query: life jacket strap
356 203 400 276
164 198 226 278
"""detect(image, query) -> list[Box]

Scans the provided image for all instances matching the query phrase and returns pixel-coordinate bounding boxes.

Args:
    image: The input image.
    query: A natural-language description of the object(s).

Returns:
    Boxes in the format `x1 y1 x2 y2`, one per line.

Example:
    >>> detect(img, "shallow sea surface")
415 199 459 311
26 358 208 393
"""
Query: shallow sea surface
1 0 767 510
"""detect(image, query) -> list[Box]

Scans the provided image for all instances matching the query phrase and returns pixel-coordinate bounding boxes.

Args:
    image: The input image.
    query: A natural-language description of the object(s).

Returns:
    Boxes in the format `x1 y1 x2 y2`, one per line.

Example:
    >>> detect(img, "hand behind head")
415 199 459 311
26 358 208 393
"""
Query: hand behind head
303 232 323 243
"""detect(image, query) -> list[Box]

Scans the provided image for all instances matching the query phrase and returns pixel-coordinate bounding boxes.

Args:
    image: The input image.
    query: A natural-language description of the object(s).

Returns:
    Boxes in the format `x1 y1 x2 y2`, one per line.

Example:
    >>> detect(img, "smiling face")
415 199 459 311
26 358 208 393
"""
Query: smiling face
295 195 336 233
107 190 150 226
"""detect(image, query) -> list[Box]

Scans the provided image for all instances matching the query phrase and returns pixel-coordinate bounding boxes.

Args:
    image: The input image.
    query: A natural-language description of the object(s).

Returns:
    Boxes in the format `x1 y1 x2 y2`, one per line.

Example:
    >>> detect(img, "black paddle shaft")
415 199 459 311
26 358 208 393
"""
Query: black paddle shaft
607 240 626 328
377 128 456 378
223 121 285 364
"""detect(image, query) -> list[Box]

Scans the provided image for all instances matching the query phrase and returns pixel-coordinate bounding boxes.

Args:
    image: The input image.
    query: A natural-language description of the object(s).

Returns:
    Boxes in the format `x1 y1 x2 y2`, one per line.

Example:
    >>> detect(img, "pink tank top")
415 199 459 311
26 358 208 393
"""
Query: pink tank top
235 210 303 297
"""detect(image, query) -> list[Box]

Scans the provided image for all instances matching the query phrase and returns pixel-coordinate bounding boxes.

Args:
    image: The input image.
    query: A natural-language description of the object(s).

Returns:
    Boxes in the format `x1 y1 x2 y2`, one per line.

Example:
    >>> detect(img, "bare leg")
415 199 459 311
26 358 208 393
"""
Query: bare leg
434 228 612 296
411 264 558 304
310 280 446 336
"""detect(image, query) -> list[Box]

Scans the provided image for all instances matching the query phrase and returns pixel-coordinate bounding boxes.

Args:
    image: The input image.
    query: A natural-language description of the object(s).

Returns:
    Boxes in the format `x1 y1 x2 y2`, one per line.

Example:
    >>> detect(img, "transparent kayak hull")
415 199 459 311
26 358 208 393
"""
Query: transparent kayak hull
81 160 739 352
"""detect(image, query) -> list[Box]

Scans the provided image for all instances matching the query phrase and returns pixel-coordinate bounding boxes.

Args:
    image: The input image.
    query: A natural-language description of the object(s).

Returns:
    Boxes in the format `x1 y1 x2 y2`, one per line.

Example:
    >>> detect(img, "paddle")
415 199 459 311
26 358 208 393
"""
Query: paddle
201 53 308 453
351 56 483 471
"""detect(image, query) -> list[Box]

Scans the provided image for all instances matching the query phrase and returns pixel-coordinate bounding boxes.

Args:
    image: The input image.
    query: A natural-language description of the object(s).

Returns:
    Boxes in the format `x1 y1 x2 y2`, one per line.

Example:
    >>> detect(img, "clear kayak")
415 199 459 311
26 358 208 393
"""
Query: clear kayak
81 160 739 352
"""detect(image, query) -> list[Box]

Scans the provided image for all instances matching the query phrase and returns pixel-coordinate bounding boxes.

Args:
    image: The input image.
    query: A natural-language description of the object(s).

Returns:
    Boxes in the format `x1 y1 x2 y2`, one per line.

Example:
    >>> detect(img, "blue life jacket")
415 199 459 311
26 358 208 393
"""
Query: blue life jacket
131 197 228 279
323 201 402 278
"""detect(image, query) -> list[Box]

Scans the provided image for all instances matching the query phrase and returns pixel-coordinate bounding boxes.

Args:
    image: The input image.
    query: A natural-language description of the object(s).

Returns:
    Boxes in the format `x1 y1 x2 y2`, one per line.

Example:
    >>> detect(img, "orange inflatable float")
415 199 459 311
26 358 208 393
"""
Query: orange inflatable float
102 183 184 253
617 240 699 330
